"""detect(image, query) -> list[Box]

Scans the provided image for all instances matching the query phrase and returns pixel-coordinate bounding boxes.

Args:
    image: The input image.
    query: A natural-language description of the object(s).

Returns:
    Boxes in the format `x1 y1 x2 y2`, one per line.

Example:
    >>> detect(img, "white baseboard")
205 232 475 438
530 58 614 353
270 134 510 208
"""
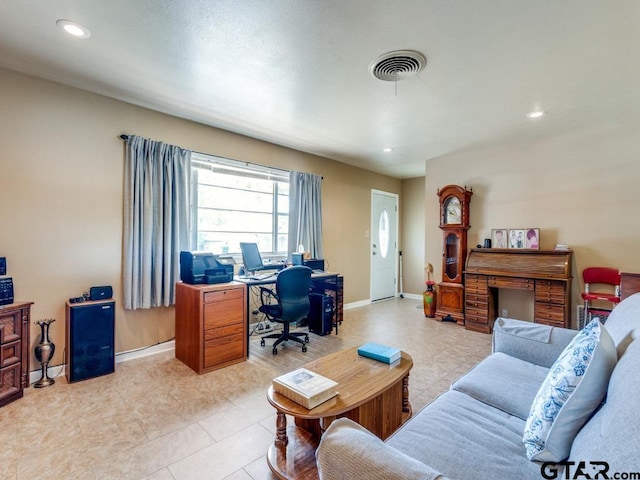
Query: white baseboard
115 339 176 363
344 299 371 309
400 293 422 301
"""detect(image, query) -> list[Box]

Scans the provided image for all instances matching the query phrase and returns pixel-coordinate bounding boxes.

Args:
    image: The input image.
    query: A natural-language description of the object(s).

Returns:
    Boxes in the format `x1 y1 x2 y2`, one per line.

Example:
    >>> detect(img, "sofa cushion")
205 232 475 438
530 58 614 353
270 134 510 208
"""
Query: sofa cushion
452 352 549 420
493 317 577 368
316 418 445 480
598 292 640 356
569 338 640 471
386 390 542 480
523 319 617 462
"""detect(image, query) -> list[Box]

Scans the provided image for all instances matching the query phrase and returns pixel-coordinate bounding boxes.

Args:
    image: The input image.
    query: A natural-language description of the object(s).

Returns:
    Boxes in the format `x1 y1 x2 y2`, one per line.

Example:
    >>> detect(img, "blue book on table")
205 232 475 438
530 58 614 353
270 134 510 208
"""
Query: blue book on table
357 342 401 364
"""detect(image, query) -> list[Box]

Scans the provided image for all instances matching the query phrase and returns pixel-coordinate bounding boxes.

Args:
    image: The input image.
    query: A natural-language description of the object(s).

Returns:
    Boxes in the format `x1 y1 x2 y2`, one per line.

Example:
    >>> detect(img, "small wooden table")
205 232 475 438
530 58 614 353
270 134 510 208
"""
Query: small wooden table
266 346 413 480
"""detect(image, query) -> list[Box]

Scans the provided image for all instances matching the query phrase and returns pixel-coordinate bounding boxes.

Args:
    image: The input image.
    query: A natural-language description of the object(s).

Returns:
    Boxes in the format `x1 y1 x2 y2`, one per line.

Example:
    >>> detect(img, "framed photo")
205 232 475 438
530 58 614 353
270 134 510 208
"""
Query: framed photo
525 228 540 249
508 229 526 249
491 229 508 249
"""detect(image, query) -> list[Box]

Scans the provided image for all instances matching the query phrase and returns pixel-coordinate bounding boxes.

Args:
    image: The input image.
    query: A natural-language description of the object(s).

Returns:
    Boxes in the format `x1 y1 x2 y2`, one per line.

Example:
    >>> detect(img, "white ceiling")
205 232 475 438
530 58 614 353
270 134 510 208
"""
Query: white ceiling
1 1 639 179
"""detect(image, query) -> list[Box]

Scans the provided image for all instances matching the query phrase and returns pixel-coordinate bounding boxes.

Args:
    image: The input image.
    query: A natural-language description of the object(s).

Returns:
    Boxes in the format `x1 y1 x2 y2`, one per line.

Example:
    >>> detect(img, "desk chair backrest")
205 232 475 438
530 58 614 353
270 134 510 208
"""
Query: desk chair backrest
583 267 621 297
276 266 313 323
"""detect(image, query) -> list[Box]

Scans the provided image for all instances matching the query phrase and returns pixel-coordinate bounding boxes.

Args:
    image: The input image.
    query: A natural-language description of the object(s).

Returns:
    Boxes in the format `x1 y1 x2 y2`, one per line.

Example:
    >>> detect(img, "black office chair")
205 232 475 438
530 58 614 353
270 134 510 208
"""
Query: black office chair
259 266 312 355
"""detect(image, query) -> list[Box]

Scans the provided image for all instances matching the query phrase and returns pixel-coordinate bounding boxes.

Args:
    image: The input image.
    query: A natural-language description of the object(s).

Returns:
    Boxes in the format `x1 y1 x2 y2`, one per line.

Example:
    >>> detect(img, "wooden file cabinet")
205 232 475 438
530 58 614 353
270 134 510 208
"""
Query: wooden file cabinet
175 282 247 374
0 301 32 407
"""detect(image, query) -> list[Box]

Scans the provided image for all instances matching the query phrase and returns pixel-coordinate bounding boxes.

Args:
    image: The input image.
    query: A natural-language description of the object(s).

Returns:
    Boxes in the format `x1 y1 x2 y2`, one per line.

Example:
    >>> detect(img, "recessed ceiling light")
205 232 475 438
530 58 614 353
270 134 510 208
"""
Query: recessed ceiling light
383 147 393 153
56 19 91 39
526 110 545 119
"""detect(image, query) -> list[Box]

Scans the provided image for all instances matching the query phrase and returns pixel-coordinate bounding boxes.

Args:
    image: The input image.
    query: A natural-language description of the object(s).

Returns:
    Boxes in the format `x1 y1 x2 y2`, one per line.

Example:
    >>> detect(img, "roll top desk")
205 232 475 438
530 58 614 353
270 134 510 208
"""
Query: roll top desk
464 249 573 333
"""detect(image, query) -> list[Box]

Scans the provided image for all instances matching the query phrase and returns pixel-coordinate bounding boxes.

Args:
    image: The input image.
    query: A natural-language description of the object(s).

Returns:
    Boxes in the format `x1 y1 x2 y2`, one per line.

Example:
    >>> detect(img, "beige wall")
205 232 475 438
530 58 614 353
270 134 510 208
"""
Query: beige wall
400 177 426 296
0 68 401 366
425 122 640 327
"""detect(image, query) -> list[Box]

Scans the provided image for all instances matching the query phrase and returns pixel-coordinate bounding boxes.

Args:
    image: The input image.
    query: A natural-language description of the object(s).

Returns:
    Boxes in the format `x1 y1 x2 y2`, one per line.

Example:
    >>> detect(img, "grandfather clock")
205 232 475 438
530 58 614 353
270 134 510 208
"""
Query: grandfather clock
435 185 473 325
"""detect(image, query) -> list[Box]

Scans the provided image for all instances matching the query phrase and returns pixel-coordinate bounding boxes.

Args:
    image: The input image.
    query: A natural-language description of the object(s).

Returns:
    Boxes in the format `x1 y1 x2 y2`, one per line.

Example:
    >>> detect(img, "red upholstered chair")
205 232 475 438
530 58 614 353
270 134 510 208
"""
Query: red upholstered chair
581 267 621 326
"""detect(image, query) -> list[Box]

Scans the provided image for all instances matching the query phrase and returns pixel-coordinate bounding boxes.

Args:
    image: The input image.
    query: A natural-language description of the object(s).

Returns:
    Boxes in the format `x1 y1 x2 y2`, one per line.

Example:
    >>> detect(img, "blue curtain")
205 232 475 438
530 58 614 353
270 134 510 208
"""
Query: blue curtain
123 136 191 309
288 171 324 259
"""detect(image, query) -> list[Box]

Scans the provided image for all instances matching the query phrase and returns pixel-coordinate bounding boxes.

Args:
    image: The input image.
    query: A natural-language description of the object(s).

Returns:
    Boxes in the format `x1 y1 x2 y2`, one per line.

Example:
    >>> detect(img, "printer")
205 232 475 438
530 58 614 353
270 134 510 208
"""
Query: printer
179 251 234 285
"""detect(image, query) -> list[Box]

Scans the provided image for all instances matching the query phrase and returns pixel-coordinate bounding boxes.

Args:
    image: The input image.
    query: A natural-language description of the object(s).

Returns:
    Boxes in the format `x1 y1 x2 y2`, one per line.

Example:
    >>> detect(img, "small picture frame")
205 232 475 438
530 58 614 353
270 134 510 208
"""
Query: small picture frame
491 229 508 249
508 229 526 249
525 228 540 250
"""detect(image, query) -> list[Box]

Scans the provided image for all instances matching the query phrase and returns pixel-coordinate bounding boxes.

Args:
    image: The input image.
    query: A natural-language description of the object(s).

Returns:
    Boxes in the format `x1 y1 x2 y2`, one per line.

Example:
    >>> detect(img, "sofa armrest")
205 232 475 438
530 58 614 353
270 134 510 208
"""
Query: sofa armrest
316 418 446 480
492 317 577 368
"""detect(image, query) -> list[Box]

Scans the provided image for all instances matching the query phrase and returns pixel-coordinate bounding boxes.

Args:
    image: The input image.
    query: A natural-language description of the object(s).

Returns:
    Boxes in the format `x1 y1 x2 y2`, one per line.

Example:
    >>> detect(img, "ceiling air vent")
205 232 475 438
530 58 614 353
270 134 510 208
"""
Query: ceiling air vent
370 50 427 82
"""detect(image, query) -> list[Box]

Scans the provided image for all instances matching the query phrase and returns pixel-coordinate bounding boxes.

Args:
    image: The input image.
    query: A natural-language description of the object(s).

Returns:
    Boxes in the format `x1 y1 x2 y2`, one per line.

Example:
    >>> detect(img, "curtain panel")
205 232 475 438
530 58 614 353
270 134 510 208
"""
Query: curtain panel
123 135 191 310
288 171 324 259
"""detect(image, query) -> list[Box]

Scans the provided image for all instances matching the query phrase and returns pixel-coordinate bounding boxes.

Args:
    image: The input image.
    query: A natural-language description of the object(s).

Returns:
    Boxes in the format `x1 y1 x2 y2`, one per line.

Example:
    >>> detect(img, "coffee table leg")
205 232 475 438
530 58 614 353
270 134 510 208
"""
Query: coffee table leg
402 374 410 413
319 415 337 434
275 412 288 447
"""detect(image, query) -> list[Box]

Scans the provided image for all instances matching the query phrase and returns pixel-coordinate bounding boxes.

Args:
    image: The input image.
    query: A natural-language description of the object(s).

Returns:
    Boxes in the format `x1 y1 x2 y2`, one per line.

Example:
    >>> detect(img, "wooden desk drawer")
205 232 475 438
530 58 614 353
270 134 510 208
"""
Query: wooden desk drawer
466 285 488 295
0 310 21 344
465 302 488 315
535 281 566 304
203 288 243 304
465 313 489 325
488 276 534 290
204 299 244 329
534 303 565 324
204 332 245 368
465 274 487 288
204 322 244 340
0 340 20 368
465 293 487 305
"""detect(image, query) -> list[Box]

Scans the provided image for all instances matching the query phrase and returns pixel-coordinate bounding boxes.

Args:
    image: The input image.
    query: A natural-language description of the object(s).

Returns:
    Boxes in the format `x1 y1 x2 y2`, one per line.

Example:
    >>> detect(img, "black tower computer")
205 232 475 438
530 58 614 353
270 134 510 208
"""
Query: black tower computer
308 293 334 336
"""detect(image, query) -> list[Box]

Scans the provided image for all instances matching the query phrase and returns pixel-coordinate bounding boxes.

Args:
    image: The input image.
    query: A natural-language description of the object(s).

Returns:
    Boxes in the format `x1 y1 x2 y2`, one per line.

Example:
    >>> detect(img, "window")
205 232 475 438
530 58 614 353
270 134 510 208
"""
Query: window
190 153 289 258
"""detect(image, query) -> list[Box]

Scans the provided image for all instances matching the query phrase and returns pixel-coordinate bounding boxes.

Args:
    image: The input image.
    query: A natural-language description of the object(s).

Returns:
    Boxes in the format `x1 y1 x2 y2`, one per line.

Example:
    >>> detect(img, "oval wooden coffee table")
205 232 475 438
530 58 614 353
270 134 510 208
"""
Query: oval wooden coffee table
266 346 413 480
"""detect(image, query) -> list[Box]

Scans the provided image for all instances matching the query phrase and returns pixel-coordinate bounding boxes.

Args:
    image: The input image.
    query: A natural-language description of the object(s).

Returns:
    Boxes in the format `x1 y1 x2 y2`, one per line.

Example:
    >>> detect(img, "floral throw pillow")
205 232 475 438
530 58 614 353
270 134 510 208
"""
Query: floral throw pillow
523 319 617 462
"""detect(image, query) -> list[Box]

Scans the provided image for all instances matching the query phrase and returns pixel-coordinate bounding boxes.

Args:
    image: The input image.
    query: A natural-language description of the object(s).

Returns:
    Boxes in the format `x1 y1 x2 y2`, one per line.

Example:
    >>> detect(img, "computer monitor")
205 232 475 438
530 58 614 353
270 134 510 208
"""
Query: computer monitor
239 242 264 273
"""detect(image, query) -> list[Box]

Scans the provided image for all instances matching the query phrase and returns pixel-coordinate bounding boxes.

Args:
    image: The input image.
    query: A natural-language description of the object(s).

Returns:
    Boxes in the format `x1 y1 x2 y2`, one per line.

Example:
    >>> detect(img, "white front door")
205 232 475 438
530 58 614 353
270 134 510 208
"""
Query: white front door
371 190 398 301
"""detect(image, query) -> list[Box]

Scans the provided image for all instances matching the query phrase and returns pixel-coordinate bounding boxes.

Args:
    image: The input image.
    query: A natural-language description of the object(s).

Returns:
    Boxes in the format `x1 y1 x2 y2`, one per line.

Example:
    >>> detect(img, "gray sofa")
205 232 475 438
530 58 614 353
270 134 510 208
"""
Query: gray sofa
316 293 640 480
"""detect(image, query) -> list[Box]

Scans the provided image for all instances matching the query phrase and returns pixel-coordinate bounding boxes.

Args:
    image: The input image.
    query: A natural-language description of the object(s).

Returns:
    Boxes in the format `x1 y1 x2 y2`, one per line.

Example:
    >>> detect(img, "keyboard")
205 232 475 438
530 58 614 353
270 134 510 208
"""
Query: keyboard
250 272 276 280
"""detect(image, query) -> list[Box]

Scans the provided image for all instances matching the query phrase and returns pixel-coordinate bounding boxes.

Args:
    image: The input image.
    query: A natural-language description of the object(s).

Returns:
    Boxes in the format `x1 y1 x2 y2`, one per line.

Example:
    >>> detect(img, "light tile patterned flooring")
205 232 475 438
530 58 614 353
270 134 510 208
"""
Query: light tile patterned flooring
0 298 491 480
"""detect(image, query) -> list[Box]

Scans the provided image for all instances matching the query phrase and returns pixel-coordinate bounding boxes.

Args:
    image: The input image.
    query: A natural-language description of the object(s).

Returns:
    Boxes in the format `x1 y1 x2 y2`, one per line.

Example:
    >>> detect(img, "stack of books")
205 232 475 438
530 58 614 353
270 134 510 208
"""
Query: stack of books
357 342 401 364
272 368 339 409
554 244 570 251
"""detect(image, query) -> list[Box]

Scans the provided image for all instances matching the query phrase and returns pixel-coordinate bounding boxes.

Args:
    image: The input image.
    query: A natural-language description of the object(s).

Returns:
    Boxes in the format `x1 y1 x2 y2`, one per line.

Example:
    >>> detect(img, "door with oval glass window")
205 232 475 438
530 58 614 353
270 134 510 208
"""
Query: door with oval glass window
371 190 398 301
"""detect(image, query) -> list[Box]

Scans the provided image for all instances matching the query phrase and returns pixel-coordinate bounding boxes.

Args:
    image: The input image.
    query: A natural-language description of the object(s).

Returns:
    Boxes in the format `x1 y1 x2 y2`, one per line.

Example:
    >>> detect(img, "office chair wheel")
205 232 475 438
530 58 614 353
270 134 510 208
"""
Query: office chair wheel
272 347 278 355
260 339 265 347
302 344 307 353
304 335 309 343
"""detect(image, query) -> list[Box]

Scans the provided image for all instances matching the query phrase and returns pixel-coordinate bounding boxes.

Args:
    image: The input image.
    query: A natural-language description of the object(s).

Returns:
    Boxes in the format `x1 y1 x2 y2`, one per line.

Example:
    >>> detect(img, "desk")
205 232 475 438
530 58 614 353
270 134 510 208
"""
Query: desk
235 271 343 356
465 249 573 333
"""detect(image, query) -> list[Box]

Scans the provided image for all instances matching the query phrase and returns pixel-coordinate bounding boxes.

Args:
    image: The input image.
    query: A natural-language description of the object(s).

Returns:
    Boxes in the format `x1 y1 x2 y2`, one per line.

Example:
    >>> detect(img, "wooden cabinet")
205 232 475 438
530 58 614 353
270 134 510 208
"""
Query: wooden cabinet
175 282 247 374
621 272 640 301
0 301 32 407
465 249 572 333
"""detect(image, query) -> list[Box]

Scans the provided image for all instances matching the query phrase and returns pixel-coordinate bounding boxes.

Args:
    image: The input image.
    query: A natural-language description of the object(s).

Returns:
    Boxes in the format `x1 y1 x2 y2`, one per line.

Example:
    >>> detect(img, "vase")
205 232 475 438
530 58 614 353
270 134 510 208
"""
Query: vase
34 319 56 388
423 283 436 318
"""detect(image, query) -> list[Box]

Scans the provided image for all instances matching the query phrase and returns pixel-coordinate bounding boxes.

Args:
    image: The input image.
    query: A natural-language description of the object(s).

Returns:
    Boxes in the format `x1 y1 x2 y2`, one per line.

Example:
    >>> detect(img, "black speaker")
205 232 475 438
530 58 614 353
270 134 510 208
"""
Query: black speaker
66 300 115 383
308 293 334 336
89 285 113 301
